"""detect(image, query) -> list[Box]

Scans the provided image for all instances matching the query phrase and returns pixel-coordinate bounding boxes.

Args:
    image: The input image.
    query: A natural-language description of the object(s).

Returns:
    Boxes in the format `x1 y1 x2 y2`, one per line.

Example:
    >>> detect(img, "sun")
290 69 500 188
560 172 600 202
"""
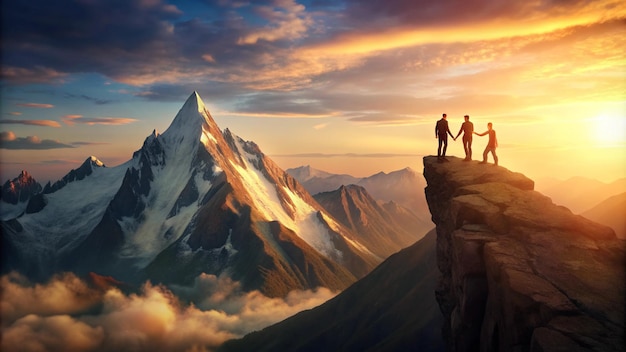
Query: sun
592 114 625 146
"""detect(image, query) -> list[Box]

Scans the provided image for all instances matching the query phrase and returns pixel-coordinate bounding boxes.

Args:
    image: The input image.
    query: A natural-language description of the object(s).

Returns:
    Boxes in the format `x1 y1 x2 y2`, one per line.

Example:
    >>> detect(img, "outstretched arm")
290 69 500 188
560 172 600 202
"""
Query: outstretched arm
455 126 463 139
474 130 488 136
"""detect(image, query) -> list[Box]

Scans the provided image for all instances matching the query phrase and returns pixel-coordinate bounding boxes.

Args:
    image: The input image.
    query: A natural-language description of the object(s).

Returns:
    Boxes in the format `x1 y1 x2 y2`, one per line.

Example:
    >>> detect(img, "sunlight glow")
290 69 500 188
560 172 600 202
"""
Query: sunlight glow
592 114 625 146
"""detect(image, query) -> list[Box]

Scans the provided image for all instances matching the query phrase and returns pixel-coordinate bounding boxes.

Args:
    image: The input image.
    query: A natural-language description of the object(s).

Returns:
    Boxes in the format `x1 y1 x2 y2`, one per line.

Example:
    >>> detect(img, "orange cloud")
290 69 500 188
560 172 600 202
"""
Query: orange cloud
0 132 74 149
1 273 337 352
2 66 67 85
62 115 137 126
15 102 54 109
290 1 626 86
0 131 17 141
0 119 61 127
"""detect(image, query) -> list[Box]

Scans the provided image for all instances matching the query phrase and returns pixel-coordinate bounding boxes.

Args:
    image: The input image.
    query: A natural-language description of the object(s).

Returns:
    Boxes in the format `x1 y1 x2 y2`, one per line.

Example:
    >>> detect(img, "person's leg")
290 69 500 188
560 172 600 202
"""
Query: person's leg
442 137 448 157
462 139 468 159
481 147 488 163
492 148 498 165
438 138 443 157
468 136 472 159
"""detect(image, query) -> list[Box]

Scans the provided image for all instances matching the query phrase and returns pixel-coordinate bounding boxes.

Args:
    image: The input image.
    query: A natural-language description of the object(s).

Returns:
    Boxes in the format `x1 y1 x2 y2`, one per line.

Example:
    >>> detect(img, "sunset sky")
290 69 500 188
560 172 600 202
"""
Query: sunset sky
1 0 625 184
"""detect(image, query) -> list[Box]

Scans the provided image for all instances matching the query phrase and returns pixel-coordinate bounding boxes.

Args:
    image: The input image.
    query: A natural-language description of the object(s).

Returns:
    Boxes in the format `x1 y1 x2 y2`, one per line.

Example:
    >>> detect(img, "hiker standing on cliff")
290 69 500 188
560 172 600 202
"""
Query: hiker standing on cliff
454 115 474 161
435 113 454 161
475 122 498 165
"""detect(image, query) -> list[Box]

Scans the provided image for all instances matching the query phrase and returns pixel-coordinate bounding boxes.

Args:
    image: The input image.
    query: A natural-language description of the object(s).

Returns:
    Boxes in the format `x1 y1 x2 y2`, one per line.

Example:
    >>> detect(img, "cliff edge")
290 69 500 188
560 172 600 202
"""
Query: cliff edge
423 156 625 352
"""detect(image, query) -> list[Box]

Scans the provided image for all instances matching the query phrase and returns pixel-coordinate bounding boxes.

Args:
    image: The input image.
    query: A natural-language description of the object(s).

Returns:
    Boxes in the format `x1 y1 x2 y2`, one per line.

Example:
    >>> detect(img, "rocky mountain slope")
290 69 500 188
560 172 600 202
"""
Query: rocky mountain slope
1 92 380 297
0 171 42 220
314 184 428 258
220 229 444 352
424 156 624 352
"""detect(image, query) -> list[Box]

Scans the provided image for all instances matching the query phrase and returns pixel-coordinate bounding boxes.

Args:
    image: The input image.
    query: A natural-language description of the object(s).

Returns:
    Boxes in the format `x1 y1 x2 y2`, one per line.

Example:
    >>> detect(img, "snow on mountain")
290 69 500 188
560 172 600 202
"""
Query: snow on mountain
228 137 343 260
42 156 107 194
2 92 378 295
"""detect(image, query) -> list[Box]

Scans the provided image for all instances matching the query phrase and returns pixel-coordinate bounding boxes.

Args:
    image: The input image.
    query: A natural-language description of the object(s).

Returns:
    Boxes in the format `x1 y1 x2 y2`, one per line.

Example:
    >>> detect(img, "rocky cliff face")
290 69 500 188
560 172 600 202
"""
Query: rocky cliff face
423 156 625 352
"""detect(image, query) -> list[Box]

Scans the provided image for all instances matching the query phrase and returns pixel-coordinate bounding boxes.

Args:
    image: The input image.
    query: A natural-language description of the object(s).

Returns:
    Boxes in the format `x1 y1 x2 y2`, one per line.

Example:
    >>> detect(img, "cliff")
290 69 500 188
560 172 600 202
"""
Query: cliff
423 156 625 352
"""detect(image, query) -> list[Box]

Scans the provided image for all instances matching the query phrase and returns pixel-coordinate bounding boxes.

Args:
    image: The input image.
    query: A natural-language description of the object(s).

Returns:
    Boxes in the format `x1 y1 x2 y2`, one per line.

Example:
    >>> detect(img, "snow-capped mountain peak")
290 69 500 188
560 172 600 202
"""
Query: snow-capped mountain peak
88 155 105 168
162 91 217 144
3 91 379 297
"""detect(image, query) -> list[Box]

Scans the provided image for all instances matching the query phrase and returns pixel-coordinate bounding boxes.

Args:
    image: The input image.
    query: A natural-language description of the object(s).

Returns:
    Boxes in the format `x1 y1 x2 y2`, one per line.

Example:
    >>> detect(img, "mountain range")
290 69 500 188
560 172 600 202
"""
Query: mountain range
0 92 434 298
287 165 433 234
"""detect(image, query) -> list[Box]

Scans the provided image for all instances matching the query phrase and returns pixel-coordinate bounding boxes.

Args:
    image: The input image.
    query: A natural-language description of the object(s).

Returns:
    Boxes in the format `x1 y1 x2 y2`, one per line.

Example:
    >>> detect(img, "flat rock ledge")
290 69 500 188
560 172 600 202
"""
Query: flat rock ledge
423 156 625 352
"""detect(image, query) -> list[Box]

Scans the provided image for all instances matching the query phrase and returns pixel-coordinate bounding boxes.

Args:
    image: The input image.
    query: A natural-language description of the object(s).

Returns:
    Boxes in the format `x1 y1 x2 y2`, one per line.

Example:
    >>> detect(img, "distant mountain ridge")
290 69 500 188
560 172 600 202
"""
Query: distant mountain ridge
1 92 381 297
536 176 626 239
314 184 428 258
582 192 626 239
287 165 433 234
536 176 626 213
0 171 43 220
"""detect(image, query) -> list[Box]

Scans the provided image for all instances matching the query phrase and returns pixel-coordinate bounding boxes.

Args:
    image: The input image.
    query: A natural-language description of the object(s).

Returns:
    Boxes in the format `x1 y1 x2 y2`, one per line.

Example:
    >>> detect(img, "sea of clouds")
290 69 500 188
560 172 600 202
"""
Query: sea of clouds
1 272 337 352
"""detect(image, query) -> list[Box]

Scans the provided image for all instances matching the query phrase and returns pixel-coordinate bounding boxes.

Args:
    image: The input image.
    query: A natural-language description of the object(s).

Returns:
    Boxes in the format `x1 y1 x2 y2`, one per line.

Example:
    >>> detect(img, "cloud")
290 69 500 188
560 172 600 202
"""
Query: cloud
0 131 74 150
1 272 337 352
2 0 183 85
15 103 54 108
0 119 61 127
7 112 22 116
1 66 67 85
62 115 137 126
237 0 313 44
64 93 113 105
341 0 624 32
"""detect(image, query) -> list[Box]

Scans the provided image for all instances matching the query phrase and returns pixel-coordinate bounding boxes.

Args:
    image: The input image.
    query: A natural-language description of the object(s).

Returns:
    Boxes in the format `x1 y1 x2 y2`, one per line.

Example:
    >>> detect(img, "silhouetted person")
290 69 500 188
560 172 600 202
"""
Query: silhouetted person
435 113 454 161
454 115 474 161
475 122 498 165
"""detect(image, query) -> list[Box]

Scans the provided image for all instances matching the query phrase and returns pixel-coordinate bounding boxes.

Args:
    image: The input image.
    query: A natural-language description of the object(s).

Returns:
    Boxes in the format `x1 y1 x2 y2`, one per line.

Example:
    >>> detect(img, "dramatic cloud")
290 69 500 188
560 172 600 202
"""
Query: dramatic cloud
1 66 67 85
0 131 74 150
15 103 54 108
6 112 22 116
62 115 137 126
0 119 61 127
237 0 313 44
1 273 337 352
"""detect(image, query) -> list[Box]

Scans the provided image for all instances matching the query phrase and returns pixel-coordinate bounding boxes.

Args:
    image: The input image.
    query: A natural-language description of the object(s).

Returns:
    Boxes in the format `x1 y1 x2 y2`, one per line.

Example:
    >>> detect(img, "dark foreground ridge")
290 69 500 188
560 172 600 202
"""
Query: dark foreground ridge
423 156 625 352
220 229 444 352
